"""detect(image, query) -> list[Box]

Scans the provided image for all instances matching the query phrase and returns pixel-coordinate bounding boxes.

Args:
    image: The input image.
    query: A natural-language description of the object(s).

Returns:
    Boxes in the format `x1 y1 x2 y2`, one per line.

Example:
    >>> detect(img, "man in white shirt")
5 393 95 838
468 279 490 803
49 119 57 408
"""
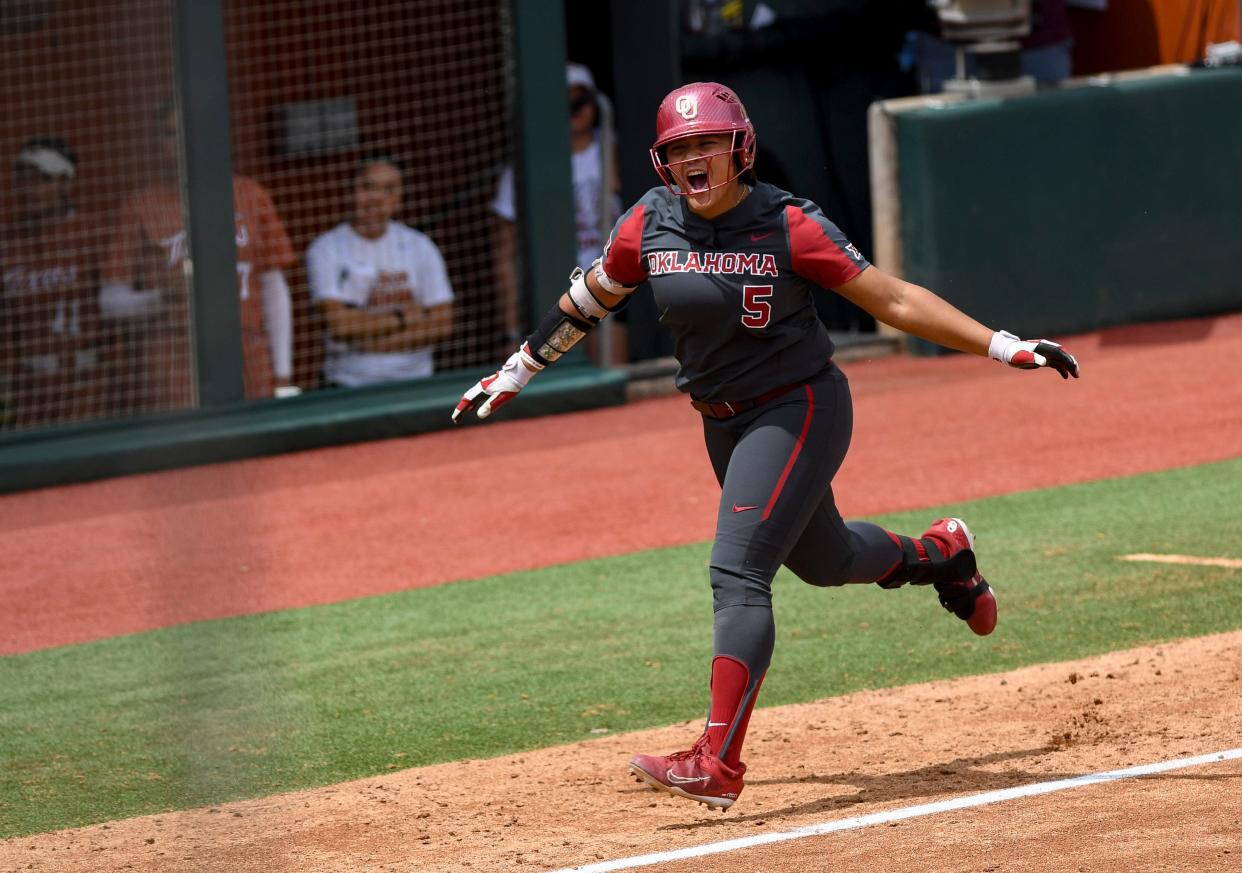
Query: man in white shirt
307 154 455 387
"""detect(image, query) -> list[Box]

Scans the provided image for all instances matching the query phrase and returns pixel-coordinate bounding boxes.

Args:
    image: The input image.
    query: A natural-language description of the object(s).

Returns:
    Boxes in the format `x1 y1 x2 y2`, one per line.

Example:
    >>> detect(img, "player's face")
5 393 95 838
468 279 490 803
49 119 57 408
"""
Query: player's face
353 162 402 237
664 133 739 216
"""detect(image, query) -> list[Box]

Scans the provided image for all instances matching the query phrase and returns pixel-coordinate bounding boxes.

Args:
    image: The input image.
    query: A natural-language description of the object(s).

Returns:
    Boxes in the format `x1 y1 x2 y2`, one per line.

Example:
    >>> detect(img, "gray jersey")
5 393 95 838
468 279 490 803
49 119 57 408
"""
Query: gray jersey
601 182 869 402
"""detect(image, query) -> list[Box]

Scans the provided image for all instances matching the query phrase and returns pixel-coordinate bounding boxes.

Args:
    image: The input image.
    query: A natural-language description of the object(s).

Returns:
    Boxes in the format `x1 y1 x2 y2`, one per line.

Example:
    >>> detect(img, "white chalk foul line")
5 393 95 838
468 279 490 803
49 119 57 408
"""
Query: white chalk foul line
552 748 1242 873
1121 553 1242 570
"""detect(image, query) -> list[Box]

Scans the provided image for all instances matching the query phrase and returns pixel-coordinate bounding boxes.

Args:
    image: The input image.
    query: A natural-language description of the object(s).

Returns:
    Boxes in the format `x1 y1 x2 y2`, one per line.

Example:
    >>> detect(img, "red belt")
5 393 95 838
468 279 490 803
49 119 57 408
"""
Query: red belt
690 381 803 420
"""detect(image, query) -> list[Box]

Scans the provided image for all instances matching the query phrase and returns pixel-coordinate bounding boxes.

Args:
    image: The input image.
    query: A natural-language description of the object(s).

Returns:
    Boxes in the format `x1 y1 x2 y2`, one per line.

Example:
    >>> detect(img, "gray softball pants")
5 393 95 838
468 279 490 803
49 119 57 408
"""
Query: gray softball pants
701 365 901 672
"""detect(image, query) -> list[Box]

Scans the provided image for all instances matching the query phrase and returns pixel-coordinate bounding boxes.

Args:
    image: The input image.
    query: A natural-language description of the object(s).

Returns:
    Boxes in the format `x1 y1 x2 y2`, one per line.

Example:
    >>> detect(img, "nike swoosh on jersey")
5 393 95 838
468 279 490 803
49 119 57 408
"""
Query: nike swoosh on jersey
732 503 759 513
749 231 775 242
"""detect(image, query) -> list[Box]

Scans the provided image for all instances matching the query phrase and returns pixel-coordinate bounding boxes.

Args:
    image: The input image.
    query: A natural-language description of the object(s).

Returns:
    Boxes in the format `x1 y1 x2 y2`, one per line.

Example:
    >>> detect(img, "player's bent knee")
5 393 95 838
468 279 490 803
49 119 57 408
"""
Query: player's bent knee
709 565 773 608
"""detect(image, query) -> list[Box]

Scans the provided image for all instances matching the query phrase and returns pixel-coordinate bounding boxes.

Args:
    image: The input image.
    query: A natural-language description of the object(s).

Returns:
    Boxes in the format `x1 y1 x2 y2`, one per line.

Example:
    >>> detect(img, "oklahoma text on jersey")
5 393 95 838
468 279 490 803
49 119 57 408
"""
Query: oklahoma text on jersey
646 250 779 277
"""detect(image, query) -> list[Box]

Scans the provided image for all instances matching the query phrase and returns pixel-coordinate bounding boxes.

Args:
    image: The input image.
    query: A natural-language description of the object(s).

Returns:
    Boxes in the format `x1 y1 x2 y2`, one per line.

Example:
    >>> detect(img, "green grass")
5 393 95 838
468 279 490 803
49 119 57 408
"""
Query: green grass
2 458 1241 836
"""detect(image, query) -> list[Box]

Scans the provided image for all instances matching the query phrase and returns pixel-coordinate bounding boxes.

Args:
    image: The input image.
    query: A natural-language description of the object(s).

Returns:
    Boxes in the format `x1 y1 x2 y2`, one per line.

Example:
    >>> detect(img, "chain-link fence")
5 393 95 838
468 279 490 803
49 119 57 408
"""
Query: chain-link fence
1 0 515 432
1 0 193 429
224 0 513 391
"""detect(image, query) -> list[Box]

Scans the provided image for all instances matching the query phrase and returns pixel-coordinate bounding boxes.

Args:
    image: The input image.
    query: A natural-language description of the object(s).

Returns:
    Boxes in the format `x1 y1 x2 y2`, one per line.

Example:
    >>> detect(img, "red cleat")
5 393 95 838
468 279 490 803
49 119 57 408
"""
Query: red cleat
627 734 745 811
921 517 997 636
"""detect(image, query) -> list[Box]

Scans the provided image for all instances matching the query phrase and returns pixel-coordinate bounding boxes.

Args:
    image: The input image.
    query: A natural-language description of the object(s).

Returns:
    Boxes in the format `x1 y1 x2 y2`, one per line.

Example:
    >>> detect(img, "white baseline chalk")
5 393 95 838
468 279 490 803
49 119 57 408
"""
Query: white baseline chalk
552 748 1242 873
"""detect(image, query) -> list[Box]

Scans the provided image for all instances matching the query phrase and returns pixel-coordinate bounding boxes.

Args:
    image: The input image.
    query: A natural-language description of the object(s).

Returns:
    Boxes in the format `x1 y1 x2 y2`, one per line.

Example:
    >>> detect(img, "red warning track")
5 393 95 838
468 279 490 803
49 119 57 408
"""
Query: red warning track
2 313 1240 655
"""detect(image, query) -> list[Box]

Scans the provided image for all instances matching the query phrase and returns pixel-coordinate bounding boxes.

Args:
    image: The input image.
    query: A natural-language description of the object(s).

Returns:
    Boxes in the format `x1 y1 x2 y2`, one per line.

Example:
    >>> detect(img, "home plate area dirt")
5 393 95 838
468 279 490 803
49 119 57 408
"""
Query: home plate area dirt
6 631 1240 872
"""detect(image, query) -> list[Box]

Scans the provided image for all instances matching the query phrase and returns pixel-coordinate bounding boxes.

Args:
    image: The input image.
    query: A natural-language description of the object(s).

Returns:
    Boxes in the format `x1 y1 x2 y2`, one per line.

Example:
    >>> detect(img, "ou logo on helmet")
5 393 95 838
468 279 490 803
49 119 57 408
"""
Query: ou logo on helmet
674 94 698 120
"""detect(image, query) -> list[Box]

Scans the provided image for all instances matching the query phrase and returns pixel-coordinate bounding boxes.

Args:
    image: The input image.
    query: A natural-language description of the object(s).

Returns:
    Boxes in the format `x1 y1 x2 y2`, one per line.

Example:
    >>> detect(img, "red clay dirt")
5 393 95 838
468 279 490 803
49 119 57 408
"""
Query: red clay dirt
3 631 1238 872
2 313 1241 655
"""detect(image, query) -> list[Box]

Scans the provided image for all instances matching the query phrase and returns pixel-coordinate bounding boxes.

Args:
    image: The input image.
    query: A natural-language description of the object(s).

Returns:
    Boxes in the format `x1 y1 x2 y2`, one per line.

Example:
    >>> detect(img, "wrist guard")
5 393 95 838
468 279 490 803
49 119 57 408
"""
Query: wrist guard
526 304 593 366
526 267 620 366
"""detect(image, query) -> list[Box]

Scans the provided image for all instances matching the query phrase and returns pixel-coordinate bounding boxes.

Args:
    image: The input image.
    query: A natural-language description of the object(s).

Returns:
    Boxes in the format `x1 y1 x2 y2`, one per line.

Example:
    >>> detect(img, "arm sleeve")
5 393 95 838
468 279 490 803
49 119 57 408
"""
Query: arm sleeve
785 202 869 289
599 203 648 287
99 282 162 319
414 236 455 307
261 269 293 379
250 183 296 272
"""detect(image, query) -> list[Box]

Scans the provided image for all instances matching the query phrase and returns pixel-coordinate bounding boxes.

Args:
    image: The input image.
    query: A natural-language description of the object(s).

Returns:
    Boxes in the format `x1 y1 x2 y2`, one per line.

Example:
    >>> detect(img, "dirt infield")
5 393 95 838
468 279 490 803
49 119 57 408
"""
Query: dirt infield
3 313 1241 655
4 632 1238 871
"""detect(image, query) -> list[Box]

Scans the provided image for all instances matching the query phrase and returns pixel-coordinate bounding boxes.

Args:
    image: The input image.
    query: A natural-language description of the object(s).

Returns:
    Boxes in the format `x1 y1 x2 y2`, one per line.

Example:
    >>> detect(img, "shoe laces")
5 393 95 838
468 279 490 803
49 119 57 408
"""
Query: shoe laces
668 733 712 762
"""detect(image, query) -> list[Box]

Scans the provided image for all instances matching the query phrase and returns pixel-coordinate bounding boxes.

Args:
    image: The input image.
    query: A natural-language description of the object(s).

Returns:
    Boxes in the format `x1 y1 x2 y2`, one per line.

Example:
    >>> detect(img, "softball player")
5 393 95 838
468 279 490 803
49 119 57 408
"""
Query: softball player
454 82 1079 811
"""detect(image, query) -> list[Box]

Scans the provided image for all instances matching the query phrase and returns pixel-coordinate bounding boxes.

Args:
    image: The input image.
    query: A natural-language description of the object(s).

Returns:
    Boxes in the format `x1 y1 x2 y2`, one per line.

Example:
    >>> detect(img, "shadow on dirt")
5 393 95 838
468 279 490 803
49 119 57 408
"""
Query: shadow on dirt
657 746 1241 832
657 745 1072 831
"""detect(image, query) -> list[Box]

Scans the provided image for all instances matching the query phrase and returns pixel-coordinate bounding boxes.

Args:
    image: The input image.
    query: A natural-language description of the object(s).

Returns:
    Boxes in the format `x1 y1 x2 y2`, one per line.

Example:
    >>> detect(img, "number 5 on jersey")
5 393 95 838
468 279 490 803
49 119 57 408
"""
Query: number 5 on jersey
741 284 772 328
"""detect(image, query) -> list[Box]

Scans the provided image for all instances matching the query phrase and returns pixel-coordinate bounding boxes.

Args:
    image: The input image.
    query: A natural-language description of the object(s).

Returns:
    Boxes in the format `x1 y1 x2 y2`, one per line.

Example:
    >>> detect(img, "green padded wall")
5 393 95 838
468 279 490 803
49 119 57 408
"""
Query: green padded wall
0 365 625 494
897 69 1242 353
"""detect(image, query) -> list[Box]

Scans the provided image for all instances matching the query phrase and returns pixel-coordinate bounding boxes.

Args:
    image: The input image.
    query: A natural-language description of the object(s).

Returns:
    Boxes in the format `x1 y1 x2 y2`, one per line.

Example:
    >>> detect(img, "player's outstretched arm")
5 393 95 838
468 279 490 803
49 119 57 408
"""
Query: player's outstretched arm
452 264 631 423
835 267 1080 379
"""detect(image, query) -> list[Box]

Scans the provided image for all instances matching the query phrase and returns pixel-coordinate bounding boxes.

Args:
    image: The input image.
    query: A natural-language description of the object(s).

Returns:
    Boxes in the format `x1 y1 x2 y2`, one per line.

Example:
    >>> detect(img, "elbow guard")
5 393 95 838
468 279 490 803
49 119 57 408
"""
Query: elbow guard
568 264 633 320
567 267 608 322
590 258 636 299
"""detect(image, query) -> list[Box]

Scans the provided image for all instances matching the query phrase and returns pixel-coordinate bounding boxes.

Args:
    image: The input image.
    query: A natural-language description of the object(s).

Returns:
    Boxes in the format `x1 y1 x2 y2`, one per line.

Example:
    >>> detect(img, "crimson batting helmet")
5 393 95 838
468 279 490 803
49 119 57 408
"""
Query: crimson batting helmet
650 82 757 194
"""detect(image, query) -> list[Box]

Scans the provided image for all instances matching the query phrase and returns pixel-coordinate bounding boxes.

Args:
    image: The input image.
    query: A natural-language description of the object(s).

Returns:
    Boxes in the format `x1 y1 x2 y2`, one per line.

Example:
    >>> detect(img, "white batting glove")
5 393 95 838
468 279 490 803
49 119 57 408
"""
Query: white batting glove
452 344 544 423
988 330 1080 379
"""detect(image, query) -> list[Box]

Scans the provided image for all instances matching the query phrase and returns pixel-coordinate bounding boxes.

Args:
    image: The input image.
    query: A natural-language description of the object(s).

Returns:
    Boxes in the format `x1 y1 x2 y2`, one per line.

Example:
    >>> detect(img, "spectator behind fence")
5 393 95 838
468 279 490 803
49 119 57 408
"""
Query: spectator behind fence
306 154 455 388
491 63 624 360
1 137 115 430
100 100 297 410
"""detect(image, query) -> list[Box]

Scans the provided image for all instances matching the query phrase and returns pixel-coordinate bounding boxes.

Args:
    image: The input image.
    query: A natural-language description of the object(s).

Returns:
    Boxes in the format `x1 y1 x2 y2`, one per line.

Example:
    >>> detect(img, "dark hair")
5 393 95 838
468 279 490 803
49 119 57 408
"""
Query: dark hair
16 136 77 171
352 152 405 182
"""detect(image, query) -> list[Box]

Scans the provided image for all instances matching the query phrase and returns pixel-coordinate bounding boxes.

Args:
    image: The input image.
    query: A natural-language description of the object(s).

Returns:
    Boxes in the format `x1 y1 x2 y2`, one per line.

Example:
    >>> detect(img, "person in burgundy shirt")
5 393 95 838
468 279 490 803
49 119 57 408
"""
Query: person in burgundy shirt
454 82 1080 811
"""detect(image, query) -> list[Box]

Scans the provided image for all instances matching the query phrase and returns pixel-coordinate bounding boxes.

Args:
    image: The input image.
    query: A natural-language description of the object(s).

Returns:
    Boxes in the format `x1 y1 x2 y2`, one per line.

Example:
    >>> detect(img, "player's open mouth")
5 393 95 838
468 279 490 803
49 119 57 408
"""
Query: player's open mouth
685 169 710 193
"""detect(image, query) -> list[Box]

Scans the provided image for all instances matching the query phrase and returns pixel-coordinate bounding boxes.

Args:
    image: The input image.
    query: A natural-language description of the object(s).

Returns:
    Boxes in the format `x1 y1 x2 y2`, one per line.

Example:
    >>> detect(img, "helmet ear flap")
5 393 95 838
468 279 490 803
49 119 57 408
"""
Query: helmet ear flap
741 126 756 171
730 129 757 174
